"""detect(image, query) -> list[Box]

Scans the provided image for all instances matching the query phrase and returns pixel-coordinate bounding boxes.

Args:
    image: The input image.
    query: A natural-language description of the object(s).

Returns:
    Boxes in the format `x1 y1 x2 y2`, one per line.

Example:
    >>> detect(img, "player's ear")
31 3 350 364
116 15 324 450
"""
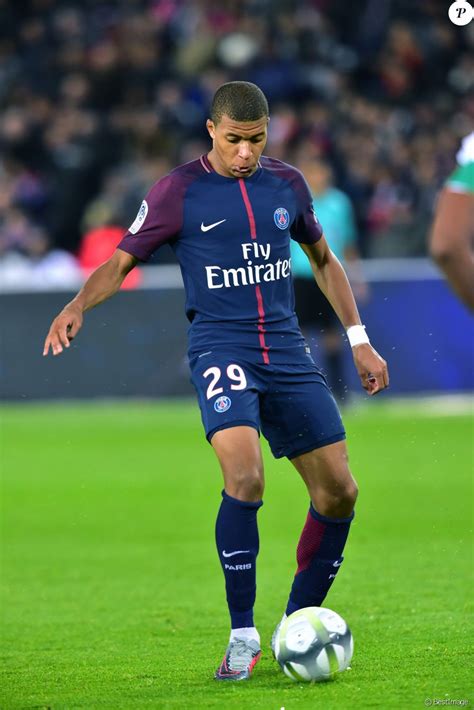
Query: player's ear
206 119 216 139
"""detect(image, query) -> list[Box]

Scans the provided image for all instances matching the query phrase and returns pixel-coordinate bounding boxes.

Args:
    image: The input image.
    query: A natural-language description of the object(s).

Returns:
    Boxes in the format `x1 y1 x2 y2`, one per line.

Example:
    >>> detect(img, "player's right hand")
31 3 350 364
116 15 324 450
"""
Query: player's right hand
43 306 83 356
352 343 389 396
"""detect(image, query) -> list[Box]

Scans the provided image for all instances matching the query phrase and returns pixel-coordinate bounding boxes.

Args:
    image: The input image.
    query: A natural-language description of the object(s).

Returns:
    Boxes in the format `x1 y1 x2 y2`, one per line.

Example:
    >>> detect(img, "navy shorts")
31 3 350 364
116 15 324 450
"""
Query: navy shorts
189 351 346 459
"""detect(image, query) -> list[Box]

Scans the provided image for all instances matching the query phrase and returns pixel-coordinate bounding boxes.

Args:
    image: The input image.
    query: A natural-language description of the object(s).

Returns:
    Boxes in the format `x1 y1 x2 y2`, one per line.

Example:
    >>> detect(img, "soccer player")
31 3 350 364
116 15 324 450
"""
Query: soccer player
429 132 474 312
43 82 389 681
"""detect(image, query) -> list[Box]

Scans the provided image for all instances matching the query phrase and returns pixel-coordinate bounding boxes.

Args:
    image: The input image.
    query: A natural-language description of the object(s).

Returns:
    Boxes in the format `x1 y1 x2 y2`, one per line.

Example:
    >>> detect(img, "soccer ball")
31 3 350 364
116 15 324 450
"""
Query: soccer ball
274 606 353 682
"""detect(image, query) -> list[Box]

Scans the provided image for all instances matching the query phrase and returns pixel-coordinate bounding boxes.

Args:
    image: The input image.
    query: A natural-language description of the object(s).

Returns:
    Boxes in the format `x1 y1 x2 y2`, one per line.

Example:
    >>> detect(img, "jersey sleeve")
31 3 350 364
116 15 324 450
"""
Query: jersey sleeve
117 173 183 262
445 162 474 194
445 132 474 194
290 170 323 244
456 132 474 166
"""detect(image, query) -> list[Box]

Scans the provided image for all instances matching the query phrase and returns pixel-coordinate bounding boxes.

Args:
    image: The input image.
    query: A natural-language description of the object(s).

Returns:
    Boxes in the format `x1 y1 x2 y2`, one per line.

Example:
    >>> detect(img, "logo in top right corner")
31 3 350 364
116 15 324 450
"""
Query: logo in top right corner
274 207 290 230
448 0 473 25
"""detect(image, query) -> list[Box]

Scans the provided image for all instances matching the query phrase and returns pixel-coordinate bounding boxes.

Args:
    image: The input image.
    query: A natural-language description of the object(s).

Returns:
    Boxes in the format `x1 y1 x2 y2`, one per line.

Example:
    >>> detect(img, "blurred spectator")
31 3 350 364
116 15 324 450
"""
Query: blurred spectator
0 207 48 258
78 225 142 290
291 157 368 402
0 0 473 273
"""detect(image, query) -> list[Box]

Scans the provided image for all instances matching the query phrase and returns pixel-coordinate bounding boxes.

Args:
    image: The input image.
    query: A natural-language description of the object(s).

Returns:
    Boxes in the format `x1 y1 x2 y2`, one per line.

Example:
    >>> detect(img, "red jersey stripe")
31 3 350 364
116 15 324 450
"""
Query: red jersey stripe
238 178 270 364
238 179 257 239
255 285 270 364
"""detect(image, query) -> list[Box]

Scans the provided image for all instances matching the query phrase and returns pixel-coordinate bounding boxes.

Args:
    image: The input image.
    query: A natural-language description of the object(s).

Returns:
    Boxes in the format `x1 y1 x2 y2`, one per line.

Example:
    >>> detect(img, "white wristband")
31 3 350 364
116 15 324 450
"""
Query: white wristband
347 325 370 347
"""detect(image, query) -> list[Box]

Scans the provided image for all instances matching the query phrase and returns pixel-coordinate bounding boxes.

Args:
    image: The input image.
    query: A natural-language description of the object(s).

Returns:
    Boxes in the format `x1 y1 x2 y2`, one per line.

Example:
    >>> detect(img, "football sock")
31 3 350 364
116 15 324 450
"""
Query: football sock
229 627 261 644
286 504 354 616
215 490 262 629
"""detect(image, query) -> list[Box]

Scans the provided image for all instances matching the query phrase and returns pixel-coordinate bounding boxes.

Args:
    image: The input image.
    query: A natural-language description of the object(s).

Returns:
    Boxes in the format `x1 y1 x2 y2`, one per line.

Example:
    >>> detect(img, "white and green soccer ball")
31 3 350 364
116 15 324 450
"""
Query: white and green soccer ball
274 606 353 682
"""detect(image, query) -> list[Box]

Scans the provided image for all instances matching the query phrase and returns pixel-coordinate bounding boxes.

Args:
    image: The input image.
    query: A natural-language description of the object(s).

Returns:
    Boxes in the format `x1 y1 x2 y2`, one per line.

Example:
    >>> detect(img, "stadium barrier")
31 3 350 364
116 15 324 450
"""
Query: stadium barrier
0 259 472 400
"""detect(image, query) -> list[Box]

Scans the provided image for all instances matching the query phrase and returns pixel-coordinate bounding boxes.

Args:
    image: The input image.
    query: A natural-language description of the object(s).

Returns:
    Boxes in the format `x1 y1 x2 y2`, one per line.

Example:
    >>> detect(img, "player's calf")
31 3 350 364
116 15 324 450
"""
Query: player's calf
285 504 355 616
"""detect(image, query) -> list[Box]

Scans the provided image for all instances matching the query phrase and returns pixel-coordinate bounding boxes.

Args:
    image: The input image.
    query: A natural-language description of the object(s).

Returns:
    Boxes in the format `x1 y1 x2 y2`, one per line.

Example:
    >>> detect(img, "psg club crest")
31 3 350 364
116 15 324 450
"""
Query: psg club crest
274 207 290 230
214 395 231 413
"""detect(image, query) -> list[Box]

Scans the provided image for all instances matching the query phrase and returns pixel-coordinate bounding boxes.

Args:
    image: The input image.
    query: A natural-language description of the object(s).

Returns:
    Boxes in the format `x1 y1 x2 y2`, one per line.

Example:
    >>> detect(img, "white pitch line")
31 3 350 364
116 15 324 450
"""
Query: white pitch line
348 394 474 417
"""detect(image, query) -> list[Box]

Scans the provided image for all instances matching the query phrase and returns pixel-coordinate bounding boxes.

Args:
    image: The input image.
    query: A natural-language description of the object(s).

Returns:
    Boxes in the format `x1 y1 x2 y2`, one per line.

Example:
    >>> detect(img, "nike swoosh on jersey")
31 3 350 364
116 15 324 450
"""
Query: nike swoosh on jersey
201 219 226 232
222 549 250 558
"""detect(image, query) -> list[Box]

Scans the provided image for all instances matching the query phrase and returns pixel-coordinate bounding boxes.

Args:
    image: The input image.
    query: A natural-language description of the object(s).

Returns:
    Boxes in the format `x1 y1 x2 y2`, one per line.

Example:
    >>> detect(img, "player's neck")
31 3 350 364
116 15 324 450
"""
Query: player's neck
206 150 234 178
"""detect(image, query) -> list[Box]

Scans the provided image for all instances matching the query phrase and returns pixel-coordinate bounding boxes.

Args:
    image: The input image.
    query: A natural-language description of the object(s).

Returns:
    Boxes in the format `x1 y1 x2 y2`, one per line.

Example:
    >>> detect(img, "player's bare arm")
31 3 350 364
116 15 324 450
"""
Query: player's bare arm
300 238 389 395
429 189 474 312
43 249 138 357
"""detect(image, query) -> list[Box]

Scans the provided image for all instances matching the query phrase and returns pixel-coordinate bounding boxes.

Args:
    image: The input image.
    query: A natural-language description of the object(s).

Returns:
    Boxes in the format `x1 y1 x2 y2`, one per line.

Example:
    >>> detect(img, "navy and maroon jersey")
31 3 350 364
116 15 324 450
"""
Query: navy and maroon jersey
118 154 323 364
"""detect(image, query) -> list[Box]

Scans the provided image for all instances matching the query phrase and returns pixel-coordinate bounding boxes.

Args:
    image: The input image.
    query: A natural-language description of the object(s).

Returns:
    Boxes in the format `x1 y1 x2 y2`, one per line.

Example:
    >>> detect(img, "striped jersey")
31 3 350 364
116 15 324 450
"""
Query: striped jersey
118 154 323 364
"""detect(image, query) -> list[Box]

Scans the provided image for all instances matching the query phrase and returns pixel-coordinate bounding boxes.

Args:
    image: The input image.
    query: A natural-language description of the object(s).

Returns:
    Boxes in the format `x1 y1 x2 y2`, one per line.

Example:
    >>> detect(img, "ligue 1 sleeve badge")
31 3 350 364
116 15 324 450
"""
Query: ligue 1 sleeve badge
129 200 148 234
274 207 290 230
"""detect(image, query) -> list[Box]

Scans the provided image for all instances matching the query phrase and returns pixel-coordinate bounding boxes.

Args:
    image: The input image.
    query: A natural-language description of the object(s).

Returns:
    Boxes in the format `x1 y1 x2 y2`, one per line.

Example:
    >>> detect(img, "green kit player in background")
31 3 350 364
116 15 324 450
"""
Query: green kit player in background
430 132 474 311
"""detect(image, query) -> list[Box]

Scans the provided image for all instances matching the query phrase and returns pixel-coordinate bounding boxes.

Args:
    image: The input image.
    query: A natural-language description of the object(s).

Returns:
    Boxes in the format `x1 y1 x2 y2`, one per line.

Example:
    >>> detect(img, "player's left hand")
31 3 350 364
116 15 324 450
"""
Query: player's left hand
352 343 389 396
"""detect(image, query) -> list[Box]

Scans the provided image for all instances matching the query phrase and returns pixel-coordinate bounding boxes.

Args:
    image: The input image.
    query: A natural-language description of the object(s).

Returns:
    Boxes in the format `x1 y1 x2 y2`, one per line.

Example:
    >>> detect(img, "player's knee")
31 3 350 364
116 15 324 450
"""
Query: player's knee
344 478 358 508
316 478 358 518
224 464 264 502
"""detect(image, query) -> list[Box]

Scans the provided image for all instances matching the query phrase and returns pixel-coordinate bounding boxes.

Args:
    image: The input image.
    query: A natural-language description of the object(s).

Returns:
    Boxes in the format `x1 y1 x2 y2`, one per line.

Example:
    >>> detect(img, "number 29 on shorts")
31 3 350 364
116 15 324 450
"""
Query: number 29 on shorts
203 364 247 399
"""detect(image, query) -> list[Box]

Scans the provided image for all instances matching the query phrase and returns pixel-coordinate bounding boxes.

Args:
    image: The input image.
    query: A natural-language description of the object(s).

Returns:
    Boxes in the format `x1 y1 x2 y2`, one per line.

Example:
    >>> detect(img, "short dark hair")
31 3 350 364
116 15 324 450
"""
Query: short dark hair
211 81 269 124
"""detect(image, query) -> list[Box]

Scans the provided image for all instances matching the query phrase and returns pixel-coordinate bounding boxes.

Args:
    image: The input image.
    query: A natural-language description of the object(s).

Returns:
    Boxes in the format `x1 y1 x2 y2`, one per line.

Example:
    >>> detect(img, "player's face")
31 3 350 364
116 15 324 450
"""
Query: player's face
206 114 269 178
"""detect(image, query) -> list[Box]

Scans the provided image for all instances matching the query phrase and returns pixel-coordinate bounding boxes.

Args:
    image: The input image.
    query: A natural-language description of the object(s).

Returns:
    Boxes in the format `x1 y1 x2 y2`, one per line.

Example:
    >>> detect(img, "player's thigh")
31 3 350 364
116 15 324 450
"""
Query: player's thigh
190 353 261 442
190 353 264 497
290 439 358 506
260 364 346 460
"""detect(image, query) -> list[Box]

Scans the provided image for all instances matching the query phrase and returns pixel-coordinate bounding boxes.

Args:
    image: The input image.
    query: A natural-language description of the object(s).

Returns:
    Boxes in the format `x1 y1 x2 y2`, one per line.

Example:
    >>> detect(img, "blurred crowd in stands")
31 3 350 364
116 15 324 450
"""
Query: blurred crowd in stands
1 0 473 287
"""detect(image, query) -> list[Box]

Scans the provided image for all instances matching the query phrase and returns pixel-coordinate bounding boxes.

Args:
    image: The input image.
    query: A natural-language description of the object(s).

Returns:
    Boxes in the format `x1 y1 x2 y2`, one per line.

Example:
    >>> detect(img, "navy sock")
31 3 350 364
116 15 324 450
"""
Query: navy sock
215 490 262 629
286 504 354 616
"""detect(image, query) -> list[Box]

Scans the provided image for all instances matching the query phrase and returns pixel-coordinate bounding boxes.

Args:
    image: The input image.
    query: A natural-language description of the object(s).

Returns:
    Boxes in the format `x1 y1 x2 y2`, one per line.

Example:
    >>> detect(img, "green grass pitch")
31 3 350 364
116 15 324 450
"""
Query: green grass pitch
1 400 472 709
